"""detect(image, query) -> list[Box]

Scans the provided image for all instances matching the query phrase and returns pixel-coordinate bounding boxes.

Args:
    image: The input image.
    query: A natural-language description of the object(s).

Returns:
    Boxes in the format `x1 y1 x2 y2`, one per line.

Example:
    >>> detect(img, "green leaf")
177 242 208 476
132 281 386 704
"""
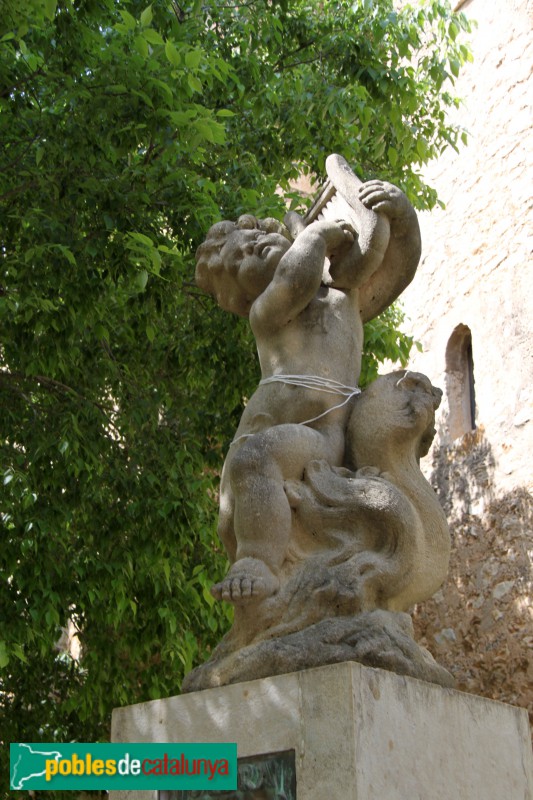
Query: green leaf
129 231 154 247
150 248 161 273
195 118 225 144
0 642 8 669
140 5 153 27
57 245 76 266
187 73 202 94
169 110 196 125
12 644 29 664
449 21 459 41
185 50 203 69
119 10 137 30
143 28 164 46
137 270 149 291
44 0 57 21
416 137 427 160
449 58 460 78
135 36 149 57
165 39 181 67
94 323 109 341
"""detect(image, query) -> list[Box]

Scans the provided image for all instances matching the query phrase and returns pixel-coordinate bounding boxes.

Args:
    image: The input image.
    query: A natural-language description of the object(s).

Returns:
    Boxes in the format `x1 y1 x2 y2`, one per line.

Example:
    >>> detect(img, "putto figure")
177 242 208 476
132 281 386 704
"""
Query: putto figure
195 156 421 605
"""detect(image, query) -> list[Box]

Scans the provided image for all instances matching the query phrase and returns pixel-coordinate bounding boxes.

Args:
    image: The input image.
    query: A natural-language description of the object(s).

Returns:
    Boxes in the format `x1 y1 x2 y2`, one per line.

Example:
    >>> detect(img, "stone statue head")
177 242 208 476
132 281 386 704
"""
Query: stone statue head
346 370 442 468
195 215 291 316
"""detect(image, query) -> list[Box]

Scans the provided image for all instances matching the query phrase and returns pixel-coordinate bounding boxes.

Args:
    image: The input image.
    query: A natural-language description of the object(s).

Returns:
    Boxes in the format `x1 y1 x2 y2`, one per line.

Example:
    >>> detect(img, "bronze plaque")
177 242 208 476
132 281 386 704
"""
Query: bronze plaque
160 748 296 799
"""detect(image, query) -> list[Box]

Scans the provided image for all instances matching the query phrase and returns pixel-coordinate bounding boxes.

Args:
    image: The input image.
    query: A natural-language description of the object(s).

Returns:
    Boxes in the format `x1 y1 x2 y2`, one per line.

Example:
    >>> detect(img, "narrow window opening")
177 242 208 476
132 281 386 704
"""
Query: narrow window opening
466 337 476 431
445 324 476 440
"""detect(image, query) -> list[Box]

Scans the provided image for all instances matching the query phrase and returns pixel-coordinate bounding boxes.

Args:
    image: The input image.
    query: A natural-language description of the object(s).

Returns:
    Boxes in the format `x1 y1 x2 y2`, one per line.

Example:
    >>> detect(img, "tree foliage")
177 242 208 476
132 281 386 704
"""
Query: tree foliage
0 0 470 788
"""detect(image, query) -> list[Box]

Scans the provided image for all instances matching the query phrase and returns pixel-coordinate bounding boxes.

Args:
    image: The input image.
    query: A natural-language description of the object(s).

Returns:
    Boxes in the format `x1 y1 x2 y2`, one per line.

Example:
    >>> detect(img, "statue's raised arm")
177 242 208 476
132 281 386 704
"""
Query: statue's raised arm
285 154 421 321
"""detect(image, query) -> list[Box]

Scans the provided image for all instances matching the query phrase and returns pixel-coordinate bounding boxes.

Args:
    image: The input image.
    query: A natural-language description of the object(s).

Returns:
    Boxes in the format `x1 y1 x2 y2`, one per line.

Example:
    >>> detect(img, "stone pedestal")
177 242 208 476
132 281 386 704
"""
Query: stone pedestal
111 661 533 799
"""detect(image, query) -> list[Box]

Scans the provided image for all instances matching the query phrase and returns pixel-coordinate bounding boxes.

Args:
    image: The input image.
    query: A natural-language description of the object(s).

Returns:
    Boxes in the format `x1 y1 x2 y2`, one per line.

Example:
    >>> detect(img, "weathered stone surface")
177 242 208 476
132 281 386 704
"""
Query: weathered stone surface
112 662 533 800
401 0 533 493
413 485 533 730
182 610 454 692
399 0 533 734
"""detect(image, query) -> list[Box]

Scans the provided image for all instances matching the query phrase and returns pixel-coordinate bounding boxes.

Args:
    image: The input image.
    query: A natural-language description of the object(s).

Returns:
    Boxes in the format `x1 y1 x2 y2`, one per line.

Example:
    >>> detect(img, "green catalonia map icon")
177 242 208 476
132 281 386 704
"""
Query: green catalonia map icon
10 743 63 790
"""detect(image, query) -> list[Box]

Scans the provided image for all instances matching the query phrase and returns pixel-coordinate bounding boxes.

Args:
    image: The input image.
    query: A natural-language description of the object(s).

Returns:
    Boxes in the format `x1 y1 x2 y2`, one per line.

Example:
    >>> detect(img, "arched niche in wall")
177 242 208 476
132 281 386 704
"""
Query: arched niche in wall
445 324 476 441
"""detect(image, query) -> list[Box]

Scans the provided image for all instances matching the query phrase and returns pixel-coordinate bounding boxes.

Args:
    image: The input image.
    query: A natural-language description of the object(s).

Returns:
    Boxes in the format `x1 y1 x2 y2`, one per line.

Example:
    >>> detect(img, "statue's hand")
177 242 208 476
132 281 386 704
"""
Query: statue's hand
308 219 355 252
358 180 413 221
283 210 306 239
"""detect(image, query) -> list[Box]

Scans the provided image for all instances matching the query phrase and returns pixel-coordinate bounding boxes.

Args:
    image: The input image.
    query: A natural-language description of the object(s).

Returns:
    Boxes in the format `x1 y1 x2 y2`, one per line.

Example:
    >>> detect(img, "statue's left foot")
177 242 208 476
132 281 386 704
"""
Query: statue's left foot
211 557 279 604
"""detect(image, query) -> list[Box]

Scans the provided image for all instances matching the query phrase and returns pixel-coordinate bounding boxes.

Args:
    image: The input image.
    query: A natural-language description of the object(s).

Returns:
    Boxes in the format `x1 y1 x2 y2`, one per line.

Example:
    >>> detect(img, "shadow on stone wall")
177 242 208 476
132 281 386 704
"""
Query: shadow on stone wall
429 425 496 521
413 482 533 732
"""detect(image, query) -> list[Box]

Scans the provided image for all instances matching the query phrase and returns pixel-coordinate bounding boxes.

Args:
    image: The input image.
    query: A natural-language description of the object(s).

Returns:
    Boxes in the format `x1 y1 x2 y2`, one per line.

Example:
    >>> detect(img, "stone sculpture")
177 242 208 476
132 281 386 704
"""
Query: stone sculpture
183 156 453 692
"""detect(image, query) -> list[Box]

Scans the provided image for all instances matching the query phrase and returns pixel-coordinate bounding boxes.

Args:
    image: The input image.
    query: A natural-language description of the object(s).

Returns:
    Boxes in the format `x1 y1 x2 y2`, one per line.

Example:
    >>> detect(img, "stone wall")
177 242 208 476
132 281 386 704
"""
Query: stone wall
399 0 533 729
415 436 533 726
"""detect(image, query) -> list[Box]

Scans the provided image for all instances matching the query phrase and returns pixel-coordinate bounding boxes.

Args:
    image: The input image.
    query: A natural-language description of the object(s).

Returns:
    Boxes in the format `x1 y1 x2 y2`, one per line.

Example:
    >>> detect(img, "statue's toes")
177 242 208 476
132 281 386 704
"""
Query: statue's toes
220 581 234 602
216 576 266 603
215 578 243 602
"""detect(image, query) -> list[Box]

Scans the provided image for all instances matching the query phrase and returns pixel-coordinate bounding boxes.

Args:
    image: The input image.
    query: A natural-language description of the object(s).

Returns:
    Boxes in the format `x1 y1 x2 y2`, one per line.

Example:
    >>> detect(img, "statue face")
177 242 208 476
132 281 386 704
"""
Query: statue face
395 372 442 431
346 370 442 467
392 372 441 457
220 228 291 300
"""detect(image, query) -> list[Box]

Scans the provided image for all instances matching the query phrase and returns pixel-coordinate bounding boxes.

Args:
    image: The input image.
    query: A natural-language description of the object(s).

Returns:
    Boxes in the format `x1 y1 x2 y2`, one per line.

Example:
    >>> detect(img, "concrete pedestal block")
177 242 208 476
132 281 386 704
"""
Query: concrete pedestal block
111 661 533 799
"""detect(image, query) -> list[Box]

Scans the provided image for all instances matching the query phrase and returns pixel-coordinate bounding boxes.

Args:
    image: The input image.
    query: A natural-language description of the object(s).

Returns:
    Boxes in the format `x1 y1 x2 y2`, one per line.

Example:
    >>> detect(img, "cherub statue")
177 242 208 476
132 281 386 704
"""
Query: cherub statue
195 156 421 605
